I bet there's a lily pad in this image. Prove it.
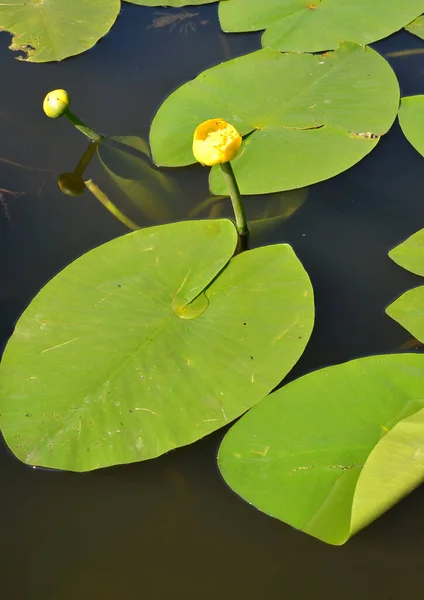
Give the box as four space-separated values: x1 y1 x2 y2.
218 353 424 545
405 15 424 40
398 95 424 158
0 0 120 62
0 219 314 472
218 0 424 53
150 43 399 195
386 229 424 342
98 136 183 223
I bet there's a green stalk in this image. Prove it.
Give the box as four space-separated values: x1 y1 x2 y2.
64 109 104 143
74 141 99 177
85 179 140 231
220 161 249 250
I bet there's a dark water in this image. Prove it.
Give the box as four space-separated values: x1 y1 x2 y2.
1 4 424 599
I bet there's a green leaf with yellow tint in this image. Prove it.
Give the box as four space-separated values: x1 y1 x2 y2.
387 228 424 342
0 220 314 471
150 44 399 195
398 95 424 158
0 0 120 62
405 15 424 40
218 354 424 545
219 0 424 53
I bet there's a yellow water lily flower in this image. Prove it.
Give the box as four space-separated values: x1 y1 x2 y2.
43 89 70 119
193 119 242 166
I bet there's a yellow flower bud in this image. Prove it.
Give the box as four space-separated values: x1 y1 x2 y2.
43 89 70 119
193 119 242 166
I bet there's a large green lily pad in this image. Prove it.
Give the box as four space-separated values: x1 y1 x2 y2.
218 0 424 53
0 219 314 472
398 95 424 158
405 15 424 40
218 353 424 545
150 43 399 195
0 0 120 62
386 229 424 342
98 136 182 223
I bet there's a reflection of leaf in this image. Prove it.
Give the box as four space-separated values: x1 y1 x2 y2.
0 219 314 472
0 0 120 62
405 15 424 40
98 136 182 223
398 95 424 158
126 1 214 6
219 0 424 52
150 44 399 195
248 189 307 245
387 229 424 342
218 354 424 545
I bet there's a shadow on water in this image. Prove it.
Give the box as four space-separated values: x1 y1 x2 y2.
1 4 424 599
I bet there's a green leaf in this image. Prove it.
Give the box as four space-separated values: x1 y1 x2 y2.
0 219 314 472
218 354 424 545
98 136 183 223
150 44 399 195
0 0 120 62
388 228 424 277
387 229 424 342
398 95 424 158
218 0 424 53
405 14 424 40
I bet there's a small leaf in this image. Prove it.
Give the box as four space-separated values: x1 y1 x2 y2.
398 95 424 158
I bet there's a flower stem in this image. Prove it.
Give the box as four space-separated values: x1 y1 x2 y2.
74 141 99 178
220 161 249 250
64 109 104 143
84 179 140 231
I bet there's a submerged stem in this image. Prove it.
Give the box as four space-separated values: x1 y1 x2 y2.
220 161 249 250
85 179 140 231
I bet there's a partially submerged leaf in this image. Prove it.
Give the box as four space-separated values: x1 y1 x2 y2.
218 354 424 545
398 95 424 158
0 0 120 62
98 136 182 223
219 0 424 53
0 219 314 471
150 44 399 195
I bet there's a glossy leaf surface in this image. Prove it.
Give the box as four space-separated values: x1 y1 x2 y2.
0 0 120 62
218 354 424 545
219 0 424 53
150 44 399 195
0 220 314 471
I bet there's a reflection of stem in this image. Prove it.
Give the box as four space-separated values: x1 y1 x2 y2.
220 161 249 249
74 141 99 177
65 109 104 143
85 179 140 231
385 48 424 58
0 156 55 173
218 32 232 60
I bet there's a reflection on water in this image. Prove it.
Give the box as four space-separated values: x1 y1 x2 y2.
1 3 424 599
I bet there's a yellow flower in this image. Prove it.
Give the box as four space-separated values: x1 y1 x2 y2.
193 119 242 166
43 89 70 119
